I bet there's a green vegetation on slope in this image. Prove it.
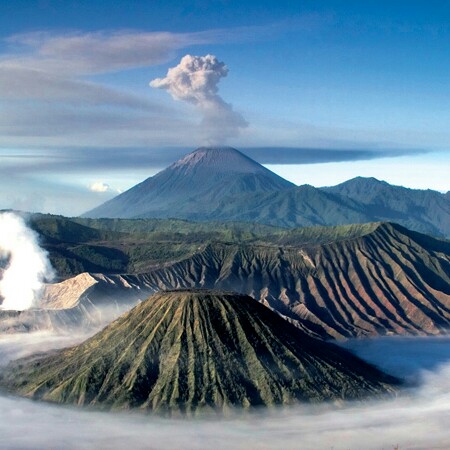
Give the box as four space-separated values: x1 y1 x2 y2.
29 214 387 278
19 215 450 340
0 290 398 414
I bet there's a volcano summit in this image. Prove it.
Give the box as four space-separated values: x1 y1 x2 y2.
85 147 293 219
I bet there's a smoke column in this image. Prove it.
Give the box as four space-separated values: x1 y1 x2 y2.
150 54 248 143
0 212 54 311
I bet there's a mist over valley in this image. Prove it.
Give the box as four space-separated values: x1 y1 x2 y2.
1 333 450 449
1 2 450 447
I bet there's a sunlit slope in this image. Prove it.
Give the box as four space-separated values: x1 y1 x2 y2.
131 223 450 338
6 217 449 339
0 290 398 413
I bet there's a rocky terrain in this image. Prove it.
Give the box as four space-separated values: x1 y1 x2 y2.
0 272 150 334
2 220 448 340
127 222 450 338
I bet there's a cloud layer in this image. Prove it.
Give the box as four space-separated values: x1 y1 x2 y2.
0 147 428 176
0 334 449 449
0 30 227 149
151 54 248 143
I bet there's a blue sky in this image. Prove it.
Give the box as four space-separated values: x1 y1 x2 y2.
0 0 449 215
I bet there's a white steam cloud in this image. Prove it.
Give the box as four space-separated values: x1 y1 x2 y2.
150 54 248 143
0 213 54 311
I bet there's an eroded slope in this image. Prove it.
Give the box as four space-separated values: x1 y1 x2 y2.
0 290 398 414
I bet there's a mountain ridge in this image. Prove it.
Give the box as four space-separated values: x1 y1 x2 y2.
83 147 450 238
3 218 448 340
127 221 450 339
322 177 450 237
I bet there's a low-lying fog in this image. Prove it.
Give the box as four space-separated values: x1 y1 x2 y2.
1 333 449 450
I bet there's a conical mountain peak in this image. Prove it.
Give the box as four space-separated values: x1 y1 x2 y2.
170 146 270 174
0 289 398 414
83 146 294 219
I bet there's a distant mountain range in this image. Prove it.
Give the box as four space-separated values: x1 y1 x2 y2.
0 290 398 413
323 177 450 238
84 147 450 238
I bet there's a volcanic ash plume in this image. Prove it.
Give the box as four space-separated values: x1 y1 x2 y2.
150 54 248 143
0 213 54 311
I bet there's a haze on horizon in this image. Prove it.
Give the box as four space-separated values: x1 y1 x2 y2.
0 0 449 215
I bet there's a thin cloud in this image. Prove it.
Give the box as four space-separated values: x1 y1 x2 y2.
0 28 246 148
0 147 429 176
3 30 202 75
1 30 207 105
3 27 271 75
0 65 160 109
0 103 195 147
242 147 429 164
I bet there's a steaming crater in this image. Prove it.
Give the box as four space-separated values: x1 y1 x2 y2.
0 212 54 311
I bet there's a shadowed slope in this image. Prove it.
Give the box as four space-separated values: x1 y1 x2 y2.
0 290 398 414
82 148 449 238
207 184 373 228
323 177 450 237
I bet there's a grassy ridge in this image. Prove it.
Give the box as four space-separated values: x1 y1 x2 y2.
19 215 450 340
29 214 387 278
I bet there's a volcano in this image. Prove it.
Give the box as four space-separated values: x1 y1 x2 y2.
0 290 398 414
84 147 293 219
83 147 450 238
